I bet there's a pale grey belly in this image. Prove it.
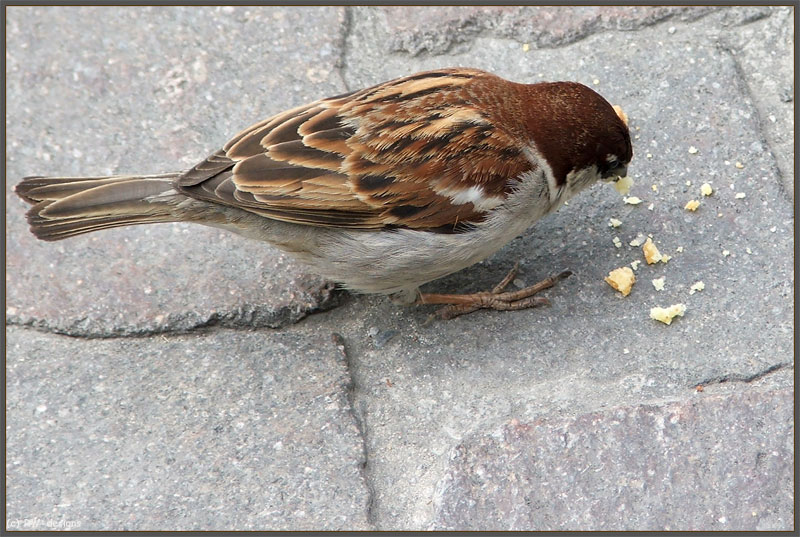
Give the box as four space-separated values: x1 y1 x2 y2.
208 210 530 295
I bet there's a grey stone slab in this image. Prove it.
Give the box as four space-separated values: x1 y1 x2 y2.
6 6 347 336
714 7 794 199
360 6 721 56
6 326 370 530
327 8 794 529
5 5 794 532
431 389 793 531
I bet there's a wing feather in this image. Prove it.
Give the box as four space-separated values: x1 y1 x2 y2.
176 68 533 231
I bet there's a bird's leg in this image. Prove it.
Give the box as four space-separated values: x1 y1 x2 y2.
417 263 572 321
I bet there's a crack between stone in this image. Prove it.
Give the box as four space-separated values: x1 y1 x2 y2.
693 362 792 388
387 6 722 58
335 6 353 92
714 39 791 201
331 332 377 529
5 286 347 339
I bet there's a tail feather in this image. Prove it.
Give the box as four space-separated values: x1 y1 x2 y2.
15 173 182 241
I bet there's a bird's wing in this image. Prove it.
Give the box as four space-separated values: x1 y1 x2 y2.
177 68 533 231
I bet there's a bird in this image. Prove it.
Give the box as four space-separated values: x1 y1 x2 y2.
15 67 632 319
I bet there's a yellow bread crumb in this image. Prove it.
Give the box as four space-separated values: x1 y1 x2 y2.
609 218 622 228
689 281 705 295
735 161 744 169
624 196 643 205
688 146 698 154
735 192 746 199
612 104 628 126
643 237 662 264
605 266 635 296
684 199 700 211
630 234 646 247
650 303 687 325
614 176 634 195
701 183 713 196
652 277 666 291
630 260 641 271
612 236 622 248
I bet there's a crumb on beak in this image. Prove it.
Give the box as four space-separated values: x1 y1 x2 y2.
611 175 634 194
612 104 628 127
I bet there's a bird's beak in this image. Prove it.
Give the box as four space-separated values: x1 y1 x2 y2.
603 165 628 183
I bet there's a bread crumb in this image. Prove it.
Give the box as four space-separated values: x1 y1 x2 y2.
746 247 752 254
623 348 630 354
688 146 698 154
623 196 643 205
643 237 662 264
722 250 730 257
651 184 658 192
650 303 687 325
522 43 530 52
630 234 646 247
608 218 622 228
701 183 713 196
605 266 635 296
612 236 622 248
735 161 744 169
660 254 672 264
630 260 641 271
647 203 654 211
689 281 705 295
652 277 666 291
735 192 746 199
686 180 692 187
614 176 634 195
684 199 700 211
646 153 653 159
612 105 628 126
676 246 684 253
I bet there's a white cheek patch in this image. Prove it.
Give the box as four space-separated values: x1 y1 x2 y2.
523 146 558 204
564 165 600 200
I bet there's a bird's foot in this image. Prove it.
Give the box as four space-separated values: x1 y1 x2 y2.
418 263 572 321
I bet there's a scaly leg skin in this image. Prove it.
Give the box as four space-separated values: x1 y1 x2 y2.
417 263 572 321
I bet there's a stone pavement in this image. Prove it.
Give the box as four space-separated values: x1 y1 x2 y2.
5 6 794 531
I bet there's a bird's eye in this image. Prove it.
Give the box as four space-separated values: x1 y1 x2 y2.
607 158 621 169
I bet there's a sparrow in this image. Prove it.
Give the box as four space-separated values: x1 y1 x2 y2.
16 68 632 319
